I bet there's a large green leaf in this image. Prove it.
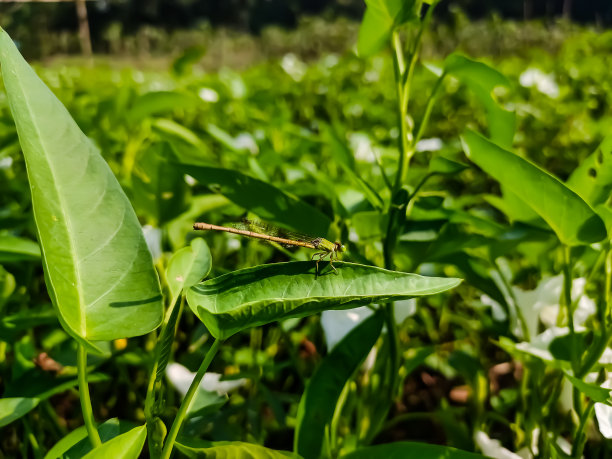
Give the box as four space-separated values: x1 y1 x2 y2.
187 261 460 339
357 0 418 57
182 165 331 237
295 312 384 459
0 28 163 343
341 441 485 458
444 54 515 148
461 130 606 246
0 234 40 262
567 134 612 207
564 372 612 405
83 425 147 459
175 439 296 458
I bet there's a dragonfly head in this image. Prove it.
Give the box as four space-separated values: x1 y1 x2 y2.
334 242 346 253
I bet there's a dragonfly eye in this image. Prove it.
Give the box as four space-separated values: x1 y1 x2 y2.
335 242 346 253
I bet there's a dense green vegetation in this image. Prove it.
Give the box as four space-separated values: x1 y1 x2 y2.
1 3 612 458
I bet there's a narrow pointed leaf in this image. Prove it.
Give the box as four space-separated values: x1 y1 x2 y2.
0 28 163 343
187 261 460 339
295 312 384 459
83 425 147 459
175 439 295 458
461 130 606 246
182 165 331 236
0 234 40 261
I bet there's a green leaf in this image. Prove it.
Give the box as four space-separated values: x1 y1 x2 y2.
83 425 147 459
340 441 486 458
172 45 207 76
321 122 384 209
152 118 211 165
564 372 612 405
461 130 606 246
175 439 296 458
187 261 460 339
567 134 612 207
0 235 40 262
444 54 515 148
167 238 212 301
357 0 418 57
0 28 164 344
126 91 198 123
182 165 331 237
131 142 189 225
0 397 40 428
295 312 384 459
428 156 469 175
44 418 139 459
0 372 109 427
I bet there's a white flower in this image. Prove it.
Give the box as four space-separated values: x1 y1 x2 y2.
166 362 246 397
321 307 373 351
349 133 376 163
519 68 560 98
415 138 443 152
198 87 219 103
281 53 307 82
595 379 612 439
0 156 13 169
234 133 258 154
475 431 524 459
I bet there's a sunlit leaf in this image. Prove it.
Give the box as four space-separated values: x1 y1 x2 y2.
567 134 612 207
82 425 147 459
175 439 295 458
0 28 164 345
357 0 418 57
0 234 40 262
461 130 606 246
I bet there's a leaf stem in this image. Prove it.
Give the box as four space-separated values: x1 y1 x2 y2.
160 338 222 459
562 246 578 375
571 400 594 457
77 343 101 448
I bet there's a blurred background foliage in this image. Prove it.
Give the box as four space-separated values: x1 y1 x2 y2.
1 0 612 58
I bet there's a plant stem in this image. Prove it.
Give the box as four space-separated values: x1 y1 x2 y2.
77 343 101 448
571 400 594 458
160 338 222 459
562 246 578 375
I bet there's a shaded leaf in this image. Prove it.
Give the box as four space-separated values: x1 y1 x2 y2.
445 54 515 148
295 312 384 459
340 441 485 458
183 165 331 237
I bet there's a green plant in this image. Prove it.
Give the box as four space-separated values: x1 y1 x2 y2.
1 3 612 458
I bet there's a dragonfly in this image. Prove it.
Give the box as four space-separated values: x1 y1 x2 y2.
192 219 346 274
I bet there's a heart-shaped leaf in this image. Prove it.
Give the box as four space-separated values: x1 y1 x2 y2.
0 28 163 345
